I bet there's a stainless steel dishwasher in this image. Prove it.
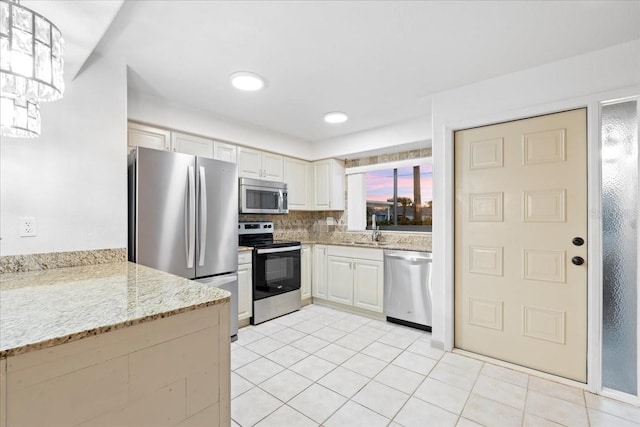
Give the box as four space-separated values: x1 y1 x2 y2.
384 250 433 331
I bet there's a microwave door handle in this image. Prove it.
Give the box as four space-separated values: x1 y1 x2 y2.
198 166 207 267
187 166 196 268
278 190 284 211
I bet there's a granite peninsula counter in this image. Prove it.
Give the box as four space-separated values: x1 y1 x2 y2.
0 261 231 426
0 261 230 358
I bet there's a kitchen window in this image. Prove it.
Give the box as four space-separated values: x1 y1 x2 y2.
346 158 432 232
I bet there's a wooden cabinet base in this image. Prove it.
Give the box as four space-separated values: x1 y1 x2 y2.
2 304 230 427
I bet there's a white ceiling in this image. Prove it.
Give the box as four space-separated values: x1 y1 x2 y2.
21 1 124 79
29 1 640 143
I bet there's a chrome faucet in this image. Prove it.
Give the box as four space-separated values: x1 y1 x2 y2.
371 214 381 241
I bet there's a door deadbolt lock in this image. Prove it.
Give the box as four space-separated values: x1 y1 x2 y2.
572 237 585 246
571 256 585 266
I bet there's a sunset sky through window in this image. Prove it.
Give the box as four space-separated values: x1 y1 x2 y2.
365 164 433 204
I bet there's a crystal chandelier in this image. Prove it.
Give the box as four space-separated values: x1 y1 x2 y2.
0 0 64 138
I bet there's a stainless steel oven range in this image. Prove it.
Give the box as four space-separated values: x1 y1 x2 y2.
238 222 301 324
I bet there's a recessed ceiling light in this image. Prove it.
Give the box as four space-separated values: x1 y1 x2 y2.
230 71 265 91
324 111 348 124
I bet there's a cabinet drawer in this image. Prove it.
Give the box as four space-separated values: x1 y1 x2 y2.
238 251 252 265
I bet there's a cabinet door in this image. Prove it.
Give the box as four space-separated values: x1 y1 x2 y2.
214 141 237 163
127 122 170 153
329 159 345 210
171 132 214 158
237 147 263 179
327 256 354 306
354 260 384 313
238 263 253 321
263 152 284 182
313 159 345 210
284 157 310 209
314 161 331 209
301 245 312 300
312 245 328 299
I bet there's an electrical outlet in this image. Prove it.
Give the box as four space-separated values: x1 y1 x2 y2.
19 217 37 237
326 217 335 225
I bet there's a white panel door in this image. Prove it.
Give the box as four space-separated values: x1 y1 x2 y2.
353 260 384 313
327 256 354 306
171 132 214 158
454 108 587 382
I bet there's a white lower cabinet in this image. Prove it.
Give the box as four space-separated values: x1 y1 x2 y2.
316 245 384 314
301 245 312 300
238 252 253 322
312 245 328 299
327 256 354 305
353 259 384 312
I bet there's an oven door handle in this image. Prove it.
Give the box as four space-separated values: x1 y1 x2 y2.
257 245 302 254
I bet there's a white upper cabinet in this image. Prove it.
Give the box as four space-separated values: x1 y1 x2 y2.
127 122 170 153
238 147 283 181
214 141 237 163
263 152 284 181
284 157 311 210
313 159 345 210
237 147 263 179
171 131 214 158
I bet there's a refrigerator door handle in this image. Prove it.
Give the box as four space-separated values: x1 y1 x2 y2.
198 166 207 267
187 166 196 268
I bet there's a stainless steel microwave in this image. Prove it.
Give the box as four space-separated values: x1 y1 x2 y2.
239 178 288 214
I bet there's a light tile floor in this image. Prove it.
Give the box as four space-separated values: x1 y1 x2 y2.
231 304 640 427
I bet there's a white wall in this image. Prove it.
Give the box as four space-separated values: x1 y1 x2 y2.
127 89 312 160
0 55 128 256
312 115 432 160
431 39 640 350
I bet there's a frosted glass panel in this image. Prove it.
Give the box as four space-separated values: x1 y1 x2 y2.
602 100 638 395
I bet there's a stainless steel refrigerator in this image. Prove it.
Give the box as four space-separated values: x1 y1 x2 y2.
128 147 239 340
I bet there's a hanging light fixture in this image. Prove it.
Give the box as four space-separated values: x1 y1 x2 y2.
0 0 64 138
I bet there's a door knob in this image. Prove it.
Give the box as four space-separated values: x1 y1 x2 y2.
572 237 585 246
571 256 585 266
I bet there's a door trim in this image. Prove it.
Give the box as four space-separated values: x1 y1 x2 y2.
439 84 640 394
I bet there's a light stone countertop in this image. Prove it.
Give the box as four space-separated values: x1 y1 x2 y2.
0 261 230 358
238 246 253 252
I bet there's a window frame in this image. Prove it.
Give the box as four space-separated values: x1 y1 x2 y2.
346 157 433 233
